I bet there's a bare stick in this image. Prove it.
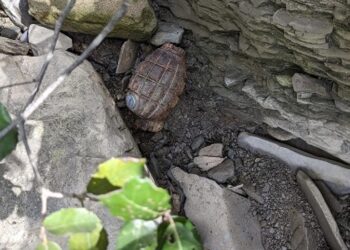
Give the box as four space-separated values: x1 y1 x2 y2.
0 80 35 90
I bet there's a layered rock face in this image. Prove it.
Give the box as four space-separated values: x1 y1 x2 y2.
155 0 350 164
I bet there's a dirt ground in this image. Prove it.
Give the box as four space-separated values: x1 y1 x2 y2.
69 31 350 249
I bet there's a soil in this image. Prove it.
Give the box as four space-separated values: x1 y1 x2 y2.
69 30 350 249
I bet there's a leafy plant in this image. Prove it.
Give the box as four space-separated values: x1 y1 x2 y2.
0 103 18 161
37 158 203 250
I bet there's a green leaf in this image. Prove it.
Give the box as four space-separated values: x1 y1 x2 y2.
87 177 119 195
44 208 100 235
99 178 171 221
158 217 202 250
92 158 145 188
69 225 108 250
0 103 18 161
116 220 158 250
36 241 62 250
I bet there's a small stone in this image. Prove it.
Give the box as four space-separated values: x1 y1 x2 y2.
150 22 184 46
224 69 249 88
227 149 236 160
116 39 139 74
28 24 72 56
194 156 225 171
191 136 205 151
207 159 235 183
290 209 317 250
269 228 275 234
292 73 331 99
275 75 293 87
151 132 163 142
267 127 296 141
199 143 224 157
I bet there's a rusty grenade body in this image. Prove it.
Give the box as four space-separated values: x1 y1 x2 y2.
126 43 186 132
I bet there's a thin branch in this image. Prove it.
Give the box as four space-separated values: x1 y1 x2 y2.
0 80 35 90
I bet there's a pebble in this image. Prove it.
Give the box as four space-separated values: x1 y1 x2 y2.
150 22 184 46
207 159 235 183
191 136 205 151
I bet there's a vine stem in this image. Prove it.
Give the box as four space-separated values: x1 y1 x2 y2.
165 211 183 250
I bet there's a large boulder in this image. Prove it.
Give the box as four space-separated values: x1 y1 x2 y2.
0 51 140 249
28 0 157 41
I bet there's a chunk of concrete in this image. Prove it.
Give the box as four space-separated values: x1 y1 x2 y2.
150 22 184 46
193 156 225 171
237 132 350 195
198 143 224 157
116 39 139 74
28 24 72 55
171 167 264 250
297 171 347 250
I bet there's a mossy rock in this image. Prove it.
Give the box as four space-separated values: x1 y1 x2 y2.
28 0 157 41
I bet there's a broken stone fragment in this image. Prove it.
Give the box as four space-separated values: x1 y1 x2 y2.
237 132 350 195
171 167 264 250
290 209 317 250
193 156 225 171
116 39 139 74
207 159 235 183
198 143 224 157
150 22 184 46
0 36 30 55
292 73 331 99
28 24 72 56
267 127 296 141
297 171 347 250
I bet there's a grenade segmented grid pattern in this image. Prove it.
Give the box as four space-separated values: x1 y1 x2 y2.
128 44 186 121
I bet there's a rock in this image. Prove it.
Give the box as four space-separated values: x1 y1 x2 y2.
28 0 157 41
193 156 225 171
0 10 21 39
150 22 184 46
171 167 264 250
191 135 205 151
0 0 34 28
292 73 331 99
267 127 296 141
238 132 350 195
242 185 264 204
0 36 30 55
224 69 249 88
296 171 347 250
28 24 72 55
198 143 223 157
116 39 138 74
316 181 344 215
275 75 293 88
290 209 317 250
0 50 140 249
207 159 235 183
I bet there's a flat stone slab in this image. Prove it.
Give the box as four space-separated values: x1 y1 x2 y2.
171 167 264 250
28 24 72 55
237 132 350 195
297 171 347 250
198 143 224 157
150 22 184 46
193 156 225 171
116 39 138 74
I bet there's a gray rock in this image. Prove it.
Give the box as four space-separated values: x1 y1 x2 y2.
191 135 205 151
0 0 33 28
292 73 331 99
207 159 235 183
224 69 249 88
0 10 21 39
275 75 293 88
267 127 296 141
290 209 317 250
171 167 264 250
28 24 72 55
150 22 184 46
237 132 350 195
116 39 138 74
0 51 140 249
316 181 344 215
198 143 223 157
0 36 30 55
193 156 225 171
297 171 347 250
